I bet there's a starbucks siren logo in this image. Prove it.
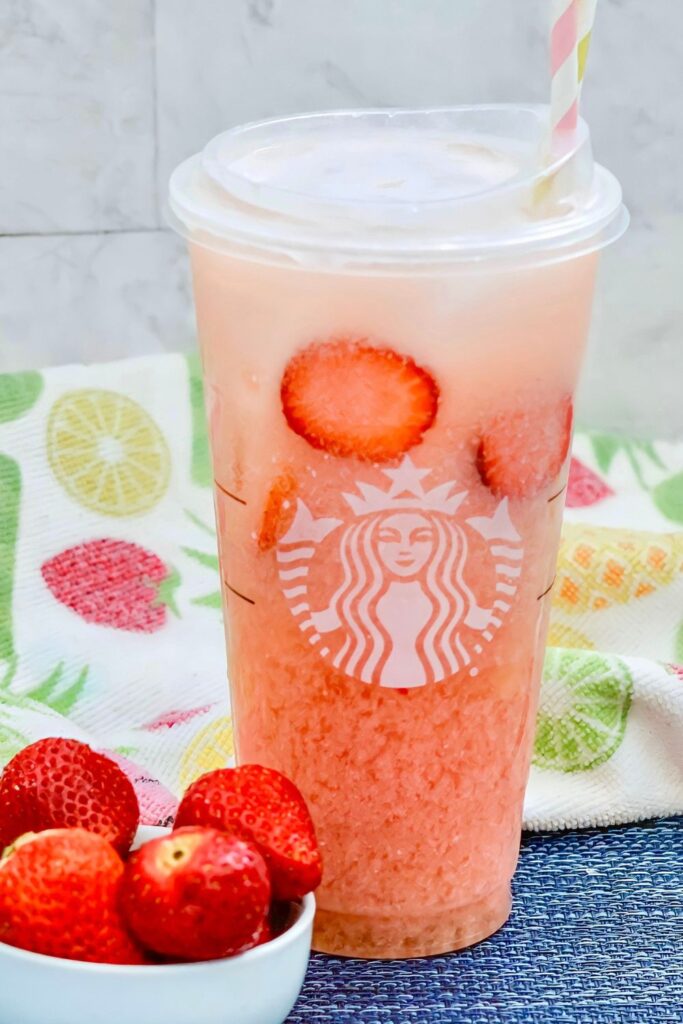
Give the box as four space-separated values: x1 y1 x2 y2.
277 456 524 688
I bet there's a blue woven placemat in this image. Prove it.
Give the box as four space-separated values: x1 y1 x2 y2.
289 817 683 1023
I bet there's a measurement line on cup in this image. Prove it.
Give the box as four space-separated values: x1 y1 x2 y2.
547 485 566 504
224 581 255 605
536 576 556 601
215 480 247 505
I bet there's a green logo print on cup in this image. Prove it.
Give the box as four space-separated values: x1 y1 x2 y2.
533 649 633 773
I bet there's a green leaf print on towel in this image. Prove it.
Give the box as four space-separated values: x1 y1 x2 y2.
182 512 222 612
192 592 222 609
182 546 219 572
182 547 221 611
675 622 683 666
0 693 89 770
187 352 212 488
1 662 89 720
533 649 633 773
590 434 622 476
0 371 43 424
0 455 21 685
652 473 683 525
589 434 666 490
0 720 27 764
25 663 89 717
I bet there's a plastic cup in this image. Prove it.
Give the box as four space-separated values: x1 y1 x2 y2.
170 106 626 959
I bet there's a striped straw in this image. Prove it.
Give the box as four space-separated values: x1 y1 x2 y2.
577 0 598 85
550 0 580 143
550 0 599 154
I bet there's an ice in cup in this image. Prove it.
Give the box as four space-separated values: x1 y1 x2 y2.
170 107 626 958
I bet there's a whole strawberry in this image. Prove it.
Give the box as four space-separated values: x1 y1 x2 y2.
0 738 139 855
121 826 270 961
175 765 322 901
0 828 145 964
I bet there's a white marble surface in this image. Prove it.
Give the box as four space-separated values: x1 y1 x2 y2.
0 0 156 233
0 231 193 369
0 0 681 438
155 0 548 201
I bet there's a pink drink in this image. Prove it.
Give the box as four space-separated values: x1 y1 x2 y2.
171 107 625 958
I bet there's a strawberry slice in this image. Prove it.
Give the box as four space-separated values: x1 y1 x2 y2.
258 472 298 551
477 396 573 499
174 765 322 901
566 456 614 508
280 338 439 462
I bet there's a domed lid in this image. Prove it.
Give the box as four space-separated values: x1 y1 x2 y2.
169 105 626 267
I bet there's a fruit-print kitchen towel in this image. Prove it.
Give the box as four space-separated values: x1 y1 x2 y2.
0 353 681 831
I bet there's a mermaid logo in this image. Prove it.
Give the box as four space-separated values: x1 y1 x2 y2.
277 456 523 688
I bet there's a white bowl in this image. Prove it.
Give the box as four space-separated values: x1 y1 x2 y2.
0 828 315 1024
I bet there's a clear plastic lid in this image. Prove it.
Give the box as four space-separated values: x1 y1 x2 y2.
169 105 627 268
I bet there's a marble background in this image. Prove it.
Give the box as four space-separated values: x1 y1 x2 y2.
1 0 681 437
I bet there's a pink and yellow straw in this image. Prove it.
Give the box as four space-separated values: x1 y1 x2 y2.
550 0 598 153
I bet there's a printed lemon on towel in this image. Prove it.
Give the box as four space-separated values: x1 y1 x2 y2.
554 524 683 613
179 716 235 790
47 389 170 516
